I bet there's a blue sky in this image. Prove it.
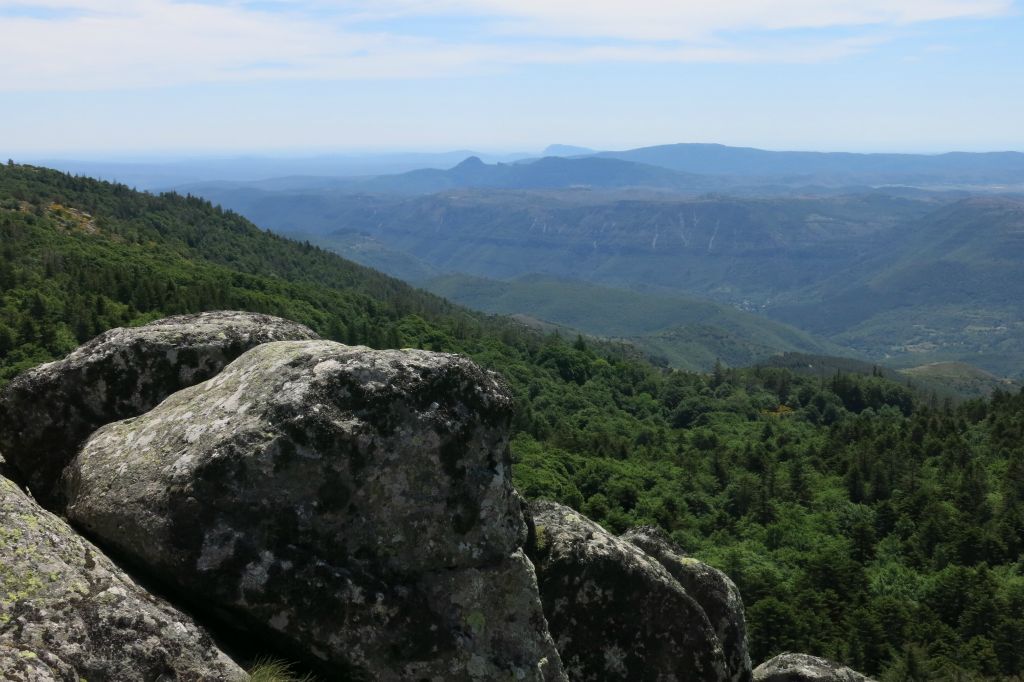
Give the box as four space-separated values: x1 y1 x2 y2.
1 0 1022 156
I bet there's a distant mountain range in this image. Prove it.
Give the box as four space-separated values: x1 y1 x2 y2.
33 142 1024 194
542 144 597 157
338 155 718 194
25 150 535 190
175 146 1024 197
176 155 720 195
592 143 1024 185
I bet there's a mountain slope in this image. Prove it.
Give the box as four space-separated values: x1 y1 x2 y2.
595 143 1024 185
771 197 1024 375
901 361 1020 398
0 166 466 382
187 187 935 297
327 155 716 194
425 273 844 371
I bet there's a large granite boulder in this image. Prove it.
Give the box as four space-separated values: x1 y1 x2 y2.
0 475 246 682
65 340 565 681
753 653 875 682
622 526 751 682
528 500 728 682
0 311 318 508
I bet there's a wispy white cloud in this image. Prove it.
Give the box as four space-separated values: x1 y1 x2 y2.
362 0 1012 40
0 0 1013 91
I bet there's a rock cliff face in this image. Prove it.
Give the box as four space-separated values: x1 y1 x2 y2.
753 653 876 682
0 475 245 682
65 339 564 681
528 500 728 682
622 526 751 682
0 311 317 508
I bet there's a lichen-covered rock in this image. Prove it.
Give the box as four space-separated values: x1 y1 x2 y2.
0 643 66 682
622 526 751 682
528 501 728 682
753 653 875 682
0 476 246 682
0 311 318 508
65 340 565 681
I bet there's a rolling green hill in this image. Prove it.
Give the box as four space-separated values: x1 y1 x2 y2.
772 197 1024 377
901 362 1021 399
425 273 845 371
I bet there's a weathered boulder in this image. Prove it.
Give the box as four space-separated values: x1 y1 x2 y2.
0 475 246 682
753 653 875 682
622 526 751 682
0 311 318 508
528 500 728 681
65 340 565 681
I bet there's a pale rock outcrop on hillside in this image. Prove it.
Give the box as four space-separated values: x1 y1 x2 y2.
753 653 876 682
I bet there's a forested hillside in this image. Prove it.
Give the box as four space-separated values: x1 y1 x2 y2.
425 273 842 371
2 163 1023 680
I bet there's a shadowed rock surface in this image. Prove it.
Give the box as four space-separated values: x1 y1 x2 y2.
528 500 728 682
0 454 17 488
622 525 751 682
753 653 875 682
0 476 246 682
0 311 318 508
65 340 565 681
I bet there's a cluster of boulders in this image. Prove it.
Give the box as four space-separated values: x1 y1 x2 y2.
0 312 875 681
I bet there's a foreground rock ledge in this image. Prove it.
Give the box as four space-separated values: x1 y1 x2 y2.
529 500 728 682
753 653 875 682
0 476 245 682
0 311 318 508
65 340 565 681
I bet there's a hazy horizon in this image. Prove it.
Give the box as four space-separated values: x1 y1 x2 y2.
15 141 1024 166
